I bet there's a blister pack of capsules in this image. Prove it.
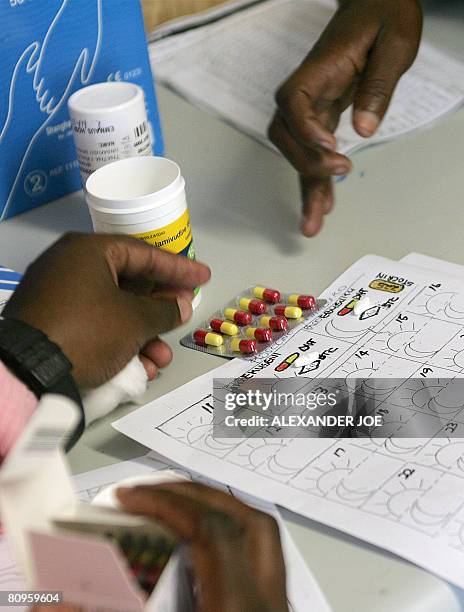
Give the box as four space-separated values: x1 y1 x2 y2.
181 286 326 359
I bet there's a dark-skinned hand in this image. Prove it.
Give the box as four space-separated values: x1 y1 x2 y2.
268 0 422 236
3 233 211 388
117 482 289 612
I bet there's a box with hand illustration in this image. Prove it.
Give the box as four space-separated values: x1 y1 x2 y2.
0 0 164 221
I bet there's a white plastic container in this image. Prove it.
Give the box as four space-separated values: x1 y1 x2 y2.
85 156 201 308
68 82 152 183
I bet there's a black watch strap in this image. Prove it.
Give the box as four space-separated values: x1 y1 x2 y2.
0 317 84 450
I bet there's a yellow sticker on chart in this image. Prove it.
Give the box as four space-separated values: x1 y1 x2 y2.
369 279 404 293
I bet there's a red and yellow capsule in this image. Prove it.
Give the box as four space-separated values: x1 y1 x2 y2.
274 305 302 319
253 286 281 303
193 329 223 347
288 294 316 309
210 319 239 336
275 352 299 372
260 315 288 331
229 338 257 354
239 297 267 315
224 308 252 326
245 327 273 342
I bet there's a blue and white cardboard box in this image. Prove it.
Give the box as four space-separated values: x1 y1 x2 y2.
0 0 164 221
0 266 21 311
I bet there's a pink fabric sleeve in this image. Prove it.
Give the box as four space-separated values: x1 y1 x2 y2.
0 361 38 460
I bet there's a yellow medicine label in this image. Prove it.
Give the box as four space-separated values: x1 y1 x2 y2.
132 209 199 298
132 209 193 256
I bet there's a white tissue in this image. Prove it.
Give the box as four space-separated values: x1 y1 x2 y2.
81 355 148 425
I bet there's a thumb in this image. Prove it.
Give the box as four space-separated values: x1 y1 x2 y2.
132 293 193 339
353 32 420 137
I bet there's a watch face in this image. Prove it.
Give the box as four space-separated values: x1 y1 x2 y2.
0 317 73 391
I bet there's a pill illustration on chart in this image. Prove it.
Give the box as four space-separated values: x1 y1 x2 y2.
194 330 223 347
337 299 358 316
239 297 267 315
210 319 239 336
245 327 273 342
224 308 252 325
260 315 288 331
252 286 281 303
359 305 381 320
274 305 302 319
288 294 316 309
229 338 257 354
275 352 299 372
353 296 371 316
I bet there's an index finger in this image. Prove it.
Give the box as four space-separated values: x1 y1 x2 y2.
99 234 211 288
275 74 336 150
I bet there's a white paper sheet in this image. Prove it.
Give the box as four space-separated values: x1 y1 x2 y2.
114 255 464 589
402 253 464 279
73 454 331 612
150 0 464 153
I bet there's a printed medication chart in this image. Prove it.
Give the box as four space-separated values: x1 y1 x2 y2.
114 255 464 589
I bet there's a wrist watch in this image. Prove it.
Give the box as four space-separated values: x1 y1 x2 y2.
0 317 84 450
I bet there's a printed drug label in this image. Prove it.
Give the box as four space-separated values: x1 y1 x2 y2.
69 82 152 183
85 157 201 305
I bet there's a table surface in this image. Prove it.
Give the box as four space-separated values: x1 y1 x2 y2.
1 3 464 611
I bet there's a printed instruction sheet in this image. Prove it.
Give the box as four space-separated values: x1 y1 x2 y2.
114 255 464 589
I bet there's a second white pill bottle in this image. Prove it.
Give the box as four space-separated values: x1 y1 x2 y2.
68 82 152 183
85 156 201 308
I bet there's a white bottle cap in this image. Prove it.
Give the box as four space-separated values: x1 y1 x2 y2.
68 82 144 116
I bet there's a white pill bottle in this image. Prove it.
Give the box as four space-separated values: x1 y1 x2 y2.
68 82 152 183
85 156 201 308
